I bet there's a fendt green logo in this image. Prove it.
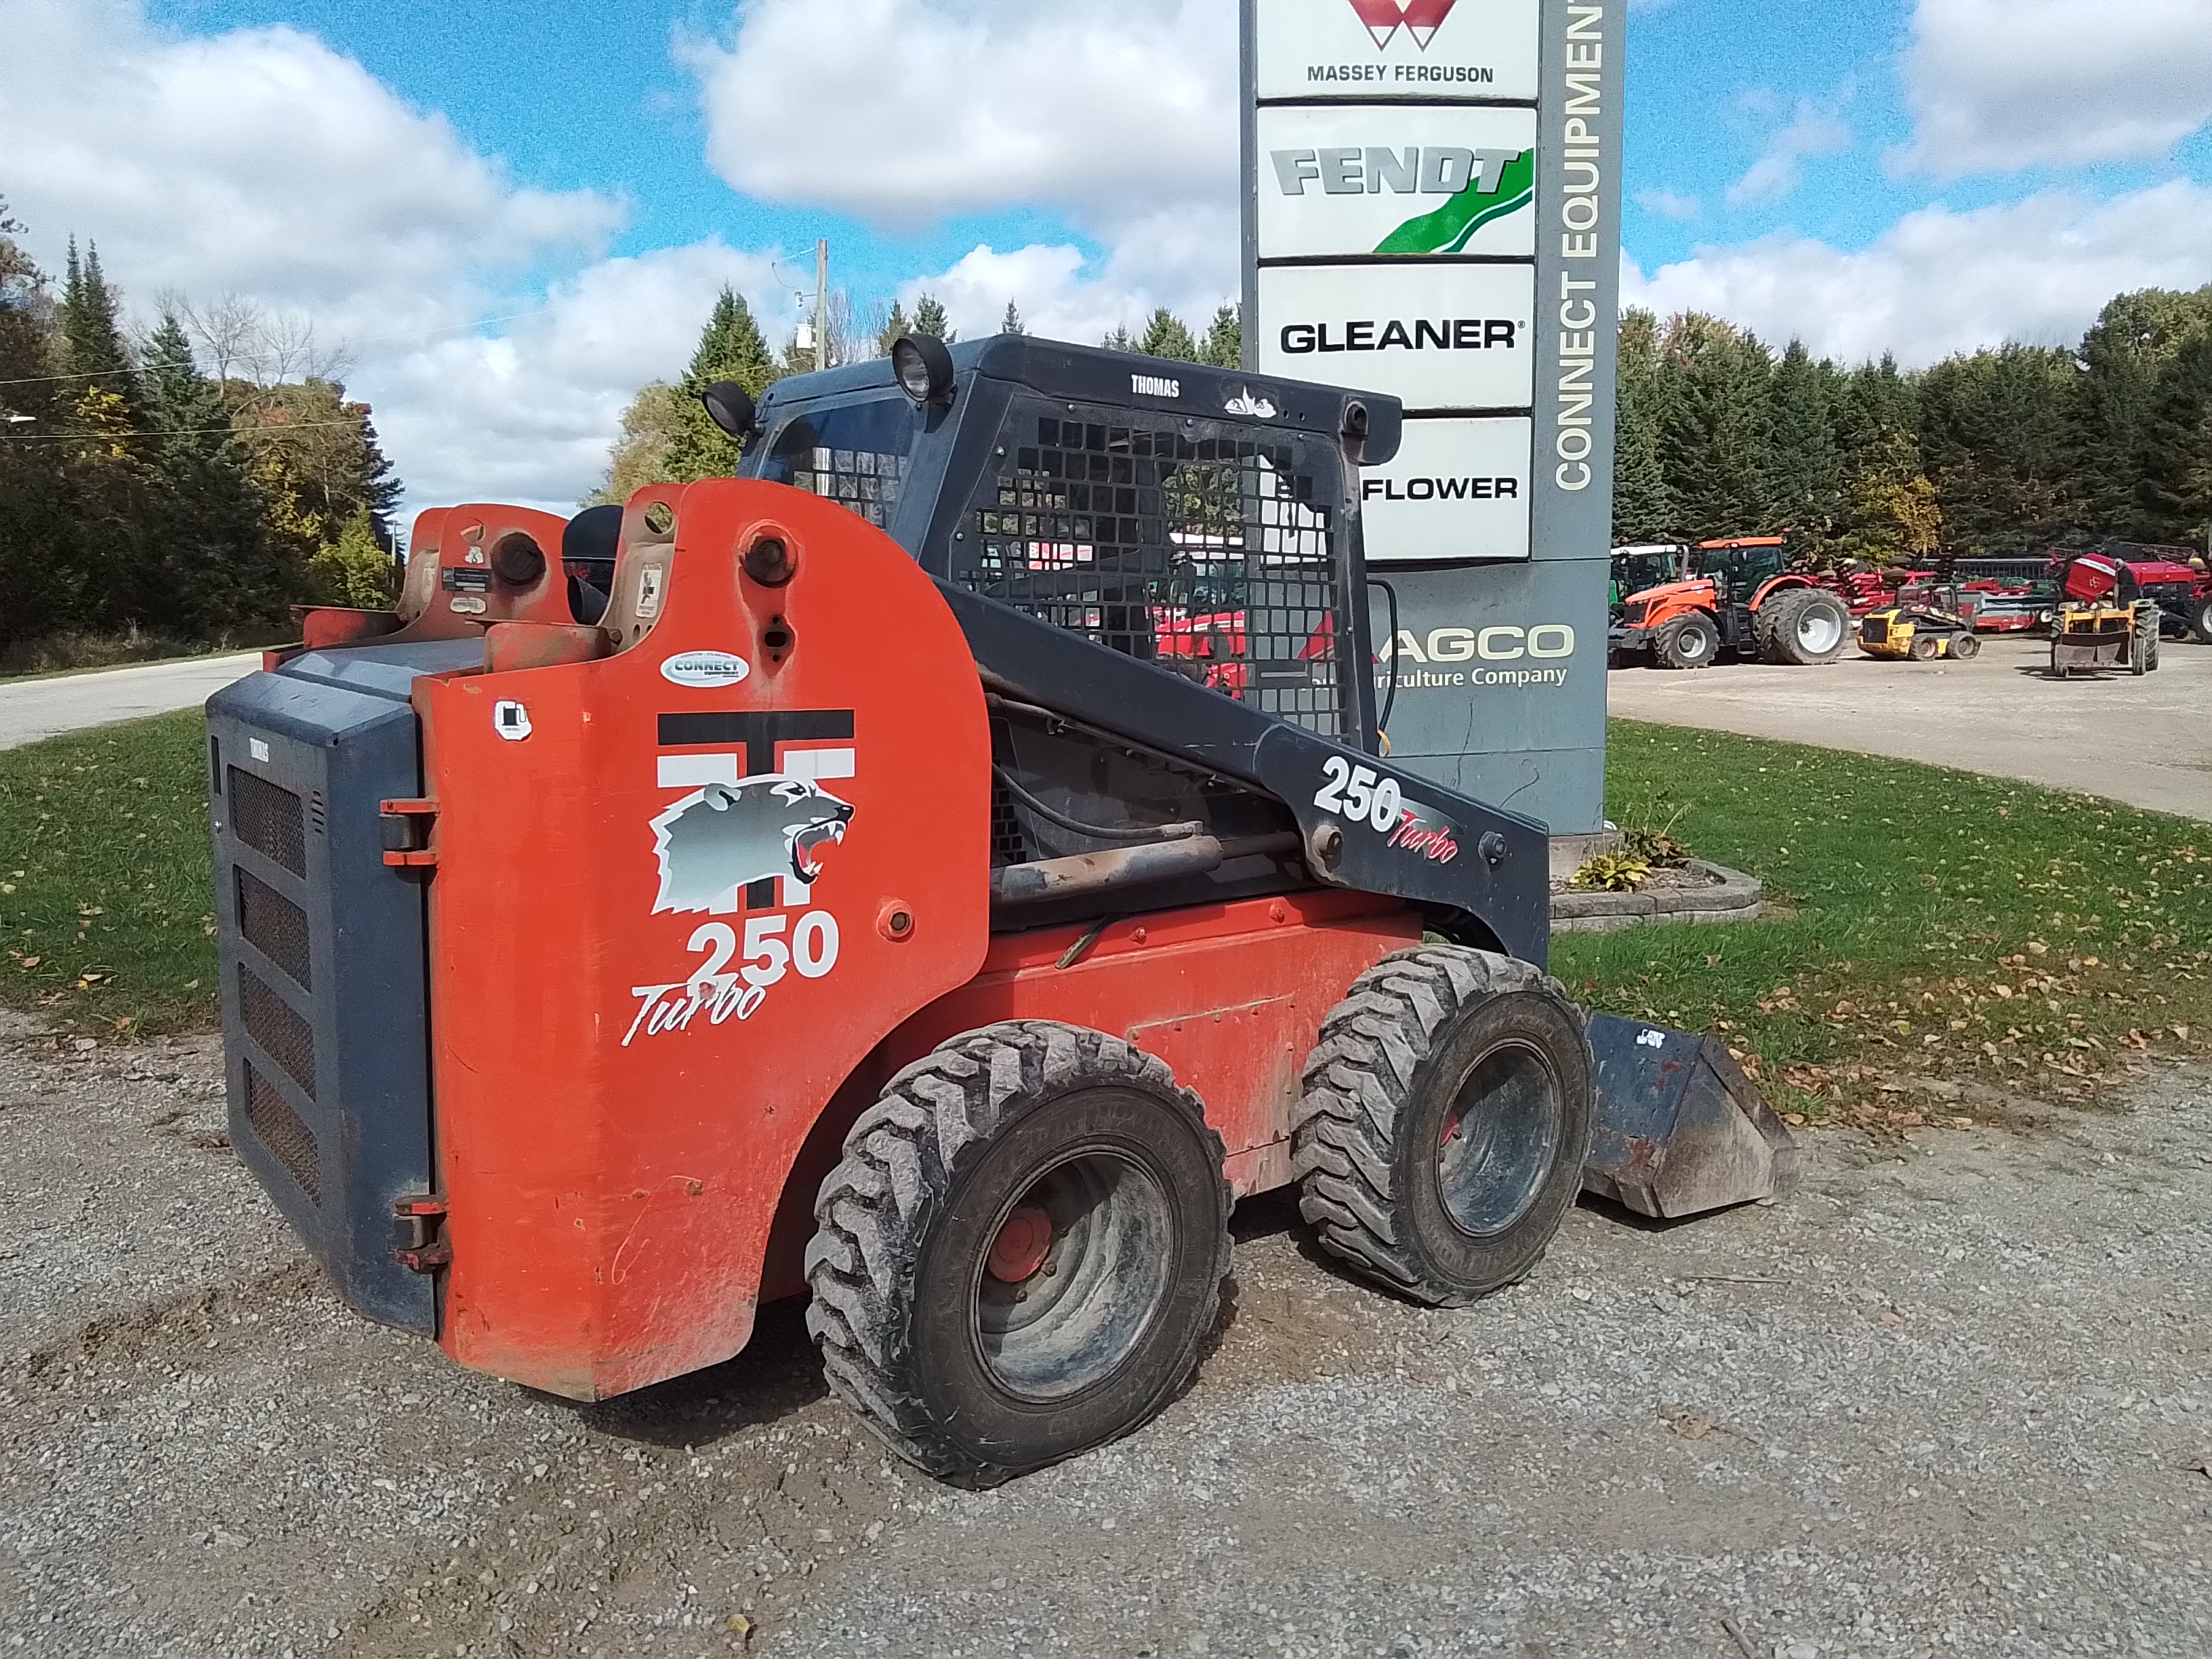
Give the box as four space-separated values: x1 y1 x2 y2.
1269 146 1536 255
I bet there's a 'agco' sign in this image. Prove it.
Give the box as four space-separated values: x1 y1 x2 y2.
1383 624 1575 663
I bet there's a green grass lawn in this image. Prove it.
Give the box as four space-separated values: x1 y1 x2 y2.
1 710 2206 1120
1560 721 2211 1125
0 710 218 1035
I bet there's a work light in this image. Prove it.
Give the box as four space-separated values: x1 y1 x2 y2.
892 333 956 407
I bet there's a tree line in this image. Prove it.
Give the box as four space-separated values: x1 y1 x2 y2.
1616 287 2212 562
0 197 401 655
596 291 1242 499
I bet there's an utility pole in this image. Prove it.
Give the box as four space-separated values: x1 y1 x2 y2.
814 239 830 374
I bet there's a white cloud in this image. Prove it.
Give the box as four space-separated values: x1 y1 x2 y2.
1623 180 2212 366
907 203 1240 346
1635 188 1702 223
1898 0 2212 178
0 0 796 513
1727 98 1852 207
0 0 619 329
368 243 800 510
683 0 1235 234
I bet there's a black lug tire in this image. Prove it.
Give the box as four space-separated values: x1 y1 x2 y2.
1772 589 1851 665
2131 632 2150 676
804 1021 1230 1486
1655 613 1719 670
1752 598 1787 663
1910 634 1941 661
1949 632 1980 660
2190 599 2212 645
1291 947 1595 1308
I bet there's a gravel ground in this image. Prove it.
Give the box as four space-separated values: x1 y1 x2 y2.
3 1027 2207 1659
1606 633 2212 822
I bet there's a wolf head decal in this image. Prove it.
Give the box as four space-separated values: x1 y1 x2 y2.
651 775 855 914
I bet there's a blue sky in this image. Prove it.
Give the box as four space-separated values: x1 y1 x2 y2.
5 0 2211 508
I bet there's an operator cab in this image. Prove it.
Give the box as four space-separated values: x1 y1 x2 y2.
733 333 1401 752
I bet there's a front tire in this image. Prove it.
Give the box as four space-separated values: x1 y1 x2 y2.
806 1022 1231 1485
2190 598 2212 645
1292 947 1594 1307
1655 612 1719 670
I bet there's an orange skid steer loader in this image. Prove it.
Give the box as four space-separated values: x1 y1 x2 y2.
209 337 1790 1483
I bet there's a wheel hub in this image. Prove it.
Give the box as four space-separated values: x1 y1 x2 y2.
986 1205 1054 1284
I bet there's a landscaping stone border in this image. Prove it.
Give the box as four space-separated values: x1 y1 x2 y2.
1551 859 1763 935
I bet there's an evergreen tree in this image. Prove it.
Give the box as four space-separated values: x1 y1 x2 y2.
138 312 287 632
0 204 83 639
2135 330 2212 549
1198 304 1242 369
1101 323 1136 351
1138 308 1199 363
1654 314 1774 541
58 240 138 427
2070 286 2212 538
662 287 779 483
0 197 58 423
1917 345 2077 554
877 300 912 356
1001 299 1024 336
1765 340 1842 552
1610 309 1675 543
912 293 954 343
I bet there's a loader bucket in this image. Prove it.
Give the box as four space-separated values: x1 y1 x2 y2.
1580 1012 1799 1218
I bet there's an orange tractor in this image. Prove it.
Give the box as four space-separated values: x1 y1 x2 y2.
1610 535 1852 670
208 339 1792 1484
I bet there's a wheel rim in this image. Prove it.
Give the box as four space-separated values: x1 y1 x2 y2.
1677 626 1711 662
1434 1040 1563 1239
970 1147 1174 1401
1795 607 1844 655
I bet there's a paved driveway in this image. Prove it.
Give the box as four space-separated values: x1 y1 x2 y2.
0 652 261 752
1608 632 2212 820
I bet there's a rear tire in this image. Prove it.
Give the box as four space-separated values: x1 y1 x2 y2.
1292 947 1593 1307
2190 598 2212 644
2131 630 2150 676
1655 612 1719 670
1910 634 1941 661
1948 631 1980 660
806 1021 1231 1485
1769 589 1851 665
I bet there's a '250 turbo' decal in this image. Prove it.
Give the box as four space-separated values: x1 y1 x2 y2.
1314 757 1462 864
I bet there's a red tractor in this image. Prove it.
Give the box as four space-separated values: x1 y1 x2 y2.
1609 536 1852 670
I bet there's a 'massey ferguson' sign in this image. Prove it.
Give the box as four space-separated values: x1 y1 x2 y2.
1255 106 1538 260
1358 417 1532 563
1255 0 1539 102
1256 262 1534 409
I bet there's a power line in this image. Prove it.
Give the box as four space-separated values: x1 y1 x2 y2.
0 417 373 442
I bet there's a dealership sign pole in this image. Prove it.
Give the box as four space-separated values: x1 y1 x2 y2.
1242 0 1624 839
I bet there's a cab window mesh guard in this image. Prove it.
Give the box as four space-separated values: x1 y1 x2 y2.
954 407 1349 740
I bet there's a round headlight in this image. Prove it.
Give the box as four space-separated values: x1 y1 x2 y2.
891 333 956 407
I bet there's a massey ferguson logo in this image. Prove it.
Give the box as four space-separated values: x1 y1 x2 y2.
1348 0 1459 52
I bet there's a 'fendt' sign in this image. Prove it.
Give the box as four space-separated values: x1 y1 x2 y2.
1256 108 1536 259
